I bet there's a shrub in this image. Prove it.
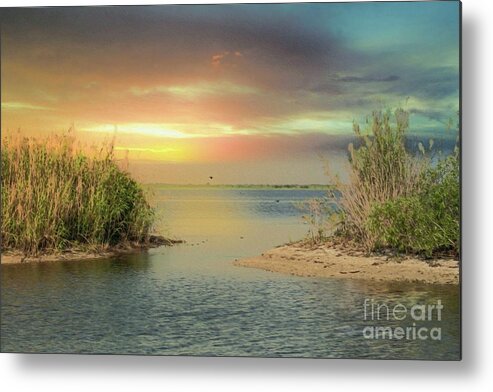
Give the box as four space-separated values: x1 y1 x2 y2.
1 133 155 255
367 150 459 257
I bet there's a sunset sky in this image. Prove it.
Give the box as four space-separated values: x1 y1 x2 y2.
0 2 460 184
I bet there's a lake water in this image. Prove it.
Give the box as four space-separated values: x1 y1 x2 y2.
0 187 460 359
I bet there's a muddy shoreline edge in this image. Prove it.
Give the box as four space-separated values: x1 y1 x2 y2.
1 235 183 265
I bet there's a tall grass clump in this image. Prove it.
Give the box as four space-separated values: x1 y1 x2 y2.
1 133 155 256
335 109 425 250
332 108 459 258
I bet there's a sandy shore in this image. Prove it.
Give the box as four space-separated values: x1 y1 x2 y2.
235 242 459 285
1 236 182 265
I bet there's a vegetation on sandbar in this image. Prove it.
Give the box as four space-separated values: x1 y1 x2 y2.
305 108 459 259
1 134 156 256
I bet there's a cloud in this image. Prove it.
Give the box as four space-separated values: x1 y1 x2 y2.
129 82 258 99
332 74 400 83
0 3 459 145
210 51 243 68
1 102 54 111
389 66 459 101
0 5 353 92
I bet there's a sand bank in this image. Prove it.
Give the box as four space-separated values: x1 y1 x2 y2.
235 242 459 285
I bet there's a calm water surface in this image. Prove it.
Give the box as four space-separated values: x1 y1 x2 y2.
1 187 460 359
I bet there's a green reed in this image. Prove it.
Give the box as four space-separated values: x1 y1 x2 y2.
1 133 155 255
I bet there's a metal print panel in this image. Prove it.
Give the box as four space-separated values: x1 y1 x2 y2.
0 1 461 360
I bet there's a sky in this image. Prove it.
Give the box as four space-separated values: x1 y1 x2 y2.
0 2 460 184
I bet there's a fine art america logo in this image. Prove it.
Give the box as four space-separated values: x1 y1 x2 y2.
362 298 443 341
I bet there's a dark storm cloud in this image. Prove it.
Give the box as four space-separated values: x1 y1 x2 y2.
0 4 356 93
409 108 450 123
386 66 459 101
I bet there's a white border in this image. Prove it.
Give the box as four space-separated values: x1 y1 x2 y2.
1 0 492 390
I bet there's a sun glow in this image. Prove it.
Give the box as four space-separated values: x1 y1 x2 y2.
129 81 258 99
114 145 191 162
80 123 192 139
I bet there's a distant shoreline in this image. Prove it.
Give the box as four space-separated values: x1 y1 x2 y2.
1 236 182 265
144 183 332 190
235 242 459 285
